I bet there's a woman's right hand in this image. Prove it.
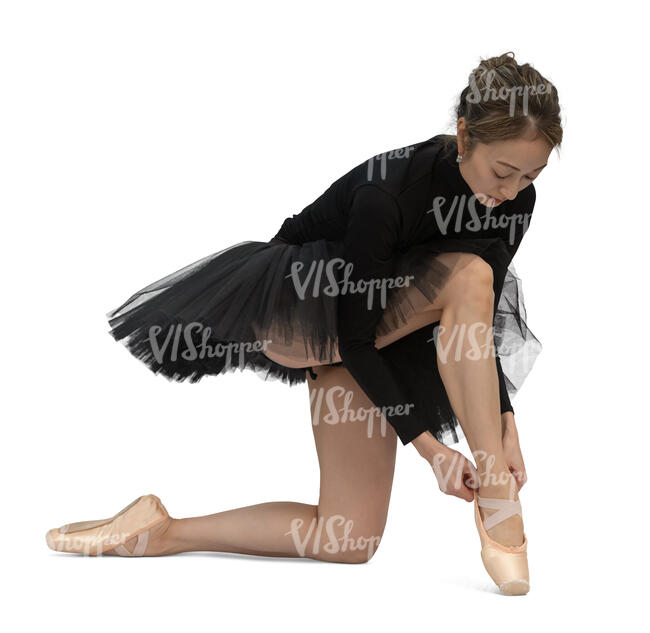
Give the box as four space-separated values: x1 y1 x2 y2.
412 431 479 502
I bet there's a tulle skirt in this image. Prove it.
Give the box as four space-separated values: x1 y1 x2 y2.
106 236 541 445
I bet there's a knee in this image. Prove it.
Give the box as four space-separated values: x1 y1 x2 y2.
447 255 494 311
332 547 380 564
310 514 384 564
318 536 383 564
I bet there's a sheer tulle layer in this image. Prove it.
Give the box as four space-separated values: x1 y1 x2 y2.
385 235 542 399
371 237 542 444
106 237 541 443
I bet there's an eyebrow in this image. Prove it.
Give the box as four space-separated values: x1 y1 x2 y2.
496 160 547 172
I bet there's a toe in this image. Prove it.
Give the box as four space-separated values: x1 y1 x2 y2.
45 528 59 551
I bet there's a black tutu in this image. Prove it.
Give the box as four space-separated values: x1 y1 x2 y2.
106 236 541 445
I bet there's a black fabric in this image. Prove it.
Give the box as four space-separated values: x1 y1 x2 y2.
273 135 537 443
106 134 541 446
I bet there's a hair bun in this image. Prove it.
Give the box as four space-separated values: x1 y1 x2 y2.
477 51 518 72
452 51 563 153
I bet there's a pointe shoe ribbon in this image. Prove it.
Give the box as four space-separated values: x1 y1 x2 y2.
477 496 523 531
473 490 529 595
45 494 168 556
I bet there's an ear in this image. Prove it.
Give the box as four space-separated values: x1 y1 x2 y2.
456 117 470 155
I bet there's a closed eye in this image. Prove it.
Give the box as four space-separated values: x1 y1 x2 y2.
494 170 534 181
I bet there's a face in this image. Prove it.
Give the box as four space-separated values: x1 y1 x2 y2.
456 119 552 207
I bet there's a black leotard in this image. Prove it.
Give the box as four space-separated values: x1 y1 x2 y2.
272 134 535 444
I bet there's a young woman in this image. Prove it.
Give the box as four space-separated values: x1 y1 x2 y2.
46 52 562 596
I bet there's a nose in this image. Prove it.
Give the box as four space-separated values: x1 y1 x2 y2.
499 186 518 201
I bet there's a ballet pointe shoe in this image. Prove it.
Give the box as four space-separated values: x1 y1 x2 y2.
45 494 169 556
473 489 529 595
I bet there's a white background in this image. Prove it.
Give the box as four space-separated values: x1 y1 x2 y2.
2 0 648 630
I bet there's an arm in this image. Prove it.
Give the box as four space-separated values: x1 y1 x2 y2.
337 185 427 445
494 183 536 418
496 353 514 414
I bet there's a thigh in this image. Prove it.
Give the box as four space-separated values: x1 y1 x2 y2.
307 364 397 562
372 251 485 347
261 251 486 368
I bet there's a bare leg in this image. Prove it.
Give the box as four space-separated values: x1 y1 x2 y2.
111 364 397 560
259 257 473 368
108 251 520 556
259 250 485 368
432 255 524 547
259 251 523 547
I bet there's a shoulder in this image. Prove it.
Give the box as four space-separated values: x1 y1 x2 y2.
344 136 440 197
350 181 399 203
348 183 402 223
343 183 403 250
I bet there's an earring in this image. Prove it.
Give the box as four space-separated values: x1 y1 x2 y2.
456 153 463 163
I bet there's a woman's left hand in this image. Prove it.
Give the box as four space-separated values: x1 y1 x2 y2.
501 412 527 491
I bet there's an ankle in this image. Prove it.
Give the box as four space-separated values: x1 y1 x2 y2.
154 517 181 555
476 471 525 547
478 467 518 499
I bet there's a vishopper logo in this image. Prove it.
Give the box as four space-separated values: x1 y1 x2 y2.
148 323 272 366
426 193 531 246
310 384 415 438
50 531 133 556
285 257 414 310
285 515 382 558
366 145 416 181
430 450 519 493
426 321 541 371
466 65 554 117
429 322 498 364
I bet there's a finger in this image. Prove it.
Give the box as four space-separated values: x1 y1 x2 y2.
510 468 524 491
519 471 528 488
459 474 476 502
456 486 474 502
463 462 480 489
442 479 473 502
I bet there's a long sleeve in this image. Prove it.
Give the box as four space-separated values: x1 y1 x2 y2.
337 184 428 444
493 183 536 417
496 354 514 414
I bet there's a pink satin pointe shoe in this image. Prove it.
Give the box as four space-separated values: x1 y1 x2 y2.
46 494 169 556
473 490 529 595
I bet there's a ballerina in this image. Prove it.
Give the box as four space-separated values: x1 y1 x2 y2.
46 51 562 596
